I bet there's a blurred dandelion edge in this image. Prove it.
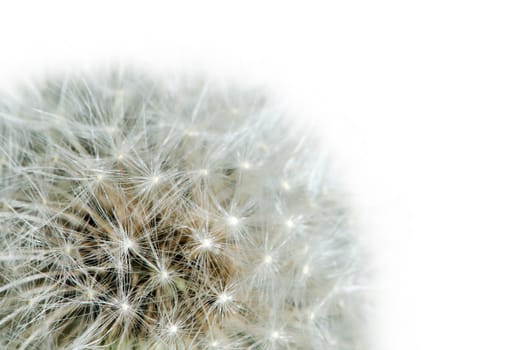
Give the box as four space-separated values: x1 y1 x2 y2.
0 68 369 349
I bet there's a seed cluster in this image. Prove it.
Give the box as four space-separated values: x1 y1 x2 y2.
0 70 367 349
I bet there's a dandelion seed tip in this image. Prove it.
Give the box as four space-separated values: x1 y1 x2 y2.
270 331 280 340
257 142 269 151
263 255 273 264
86 289 96 300
302 264 310 275
120 301 131 313
240 161 251 170
159 269 169 281
168 324 179 335
281 180 291 191
63 243 72 255
285 219 294 228
226 216 239 226
151 175 160 184
216 292 233 304
200 238 213 249
123 237 135 251
186 129 199 137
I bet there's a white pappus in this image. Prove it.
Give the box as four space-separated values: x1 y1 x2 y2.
0 68 368 349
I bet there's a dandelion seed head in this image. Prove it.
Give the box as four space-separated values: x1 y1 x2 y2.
0 69 367 349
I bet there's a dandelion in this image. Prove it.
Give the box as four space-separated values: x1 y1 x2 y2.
0 69 368 349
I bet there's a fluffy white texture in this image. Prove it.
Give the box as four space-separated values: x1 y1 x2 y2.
0 69 367 349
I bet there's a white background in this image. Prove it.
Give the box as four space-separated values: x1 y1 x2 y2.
1 1 528 349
